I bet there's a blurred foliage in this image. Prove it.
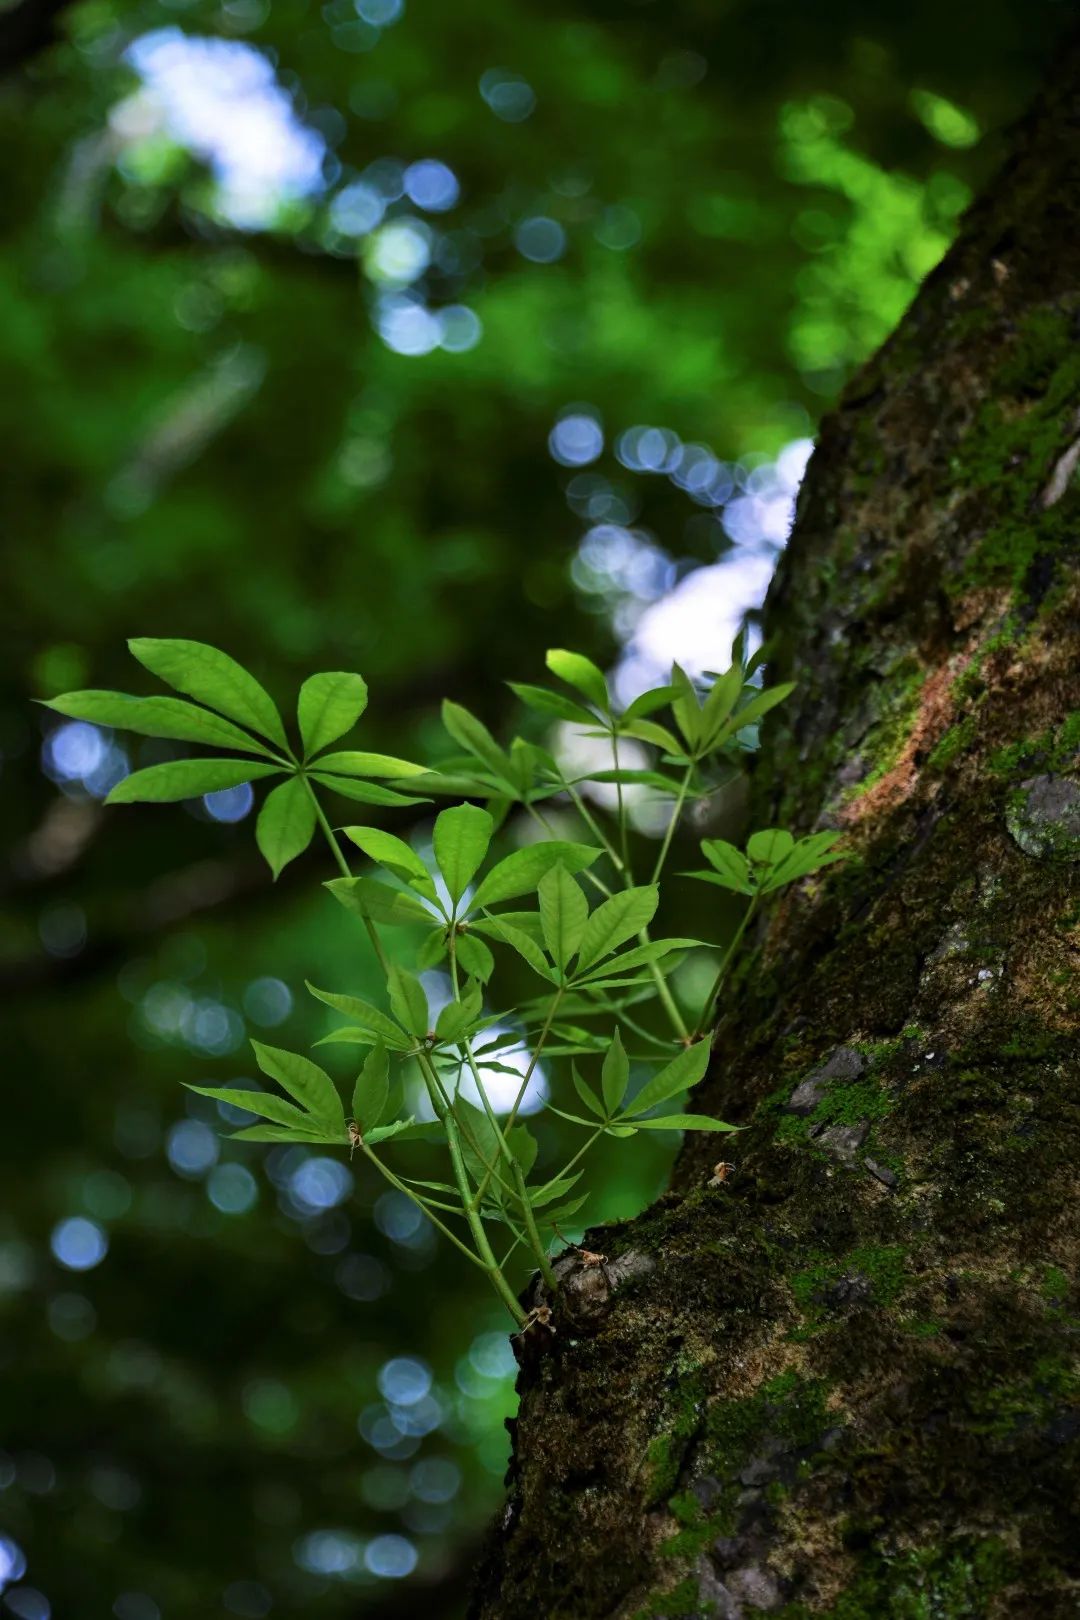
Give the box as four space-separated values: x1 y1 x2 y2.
0 0 1067 1614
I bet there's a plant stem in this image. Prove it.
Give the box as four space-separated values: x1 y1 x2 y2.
303 778 391 976
360 1145 490 1273
610 731 632 878
443 1110 527 1324
512 1162 558 1289
693 895 758 1039
649 763 695 886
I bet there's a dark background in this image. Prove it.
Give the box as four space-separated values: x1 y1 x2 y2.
0 2 1067 1615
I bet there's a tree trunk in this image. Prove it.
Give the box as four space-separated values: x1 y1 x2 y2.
472 40 1080 1620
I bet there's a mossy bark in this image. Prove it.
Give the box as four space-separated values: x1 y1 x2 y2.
471 41 1080 1620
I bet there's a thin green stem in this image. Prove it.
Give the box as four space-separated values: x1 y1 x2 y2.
693 895 758 1039
512 1163 558 1290
304 778 391 976
610 731 632 878
360 1145 489 1271
542 1124 604 1193
443 1110 526 1324
649 762 695 887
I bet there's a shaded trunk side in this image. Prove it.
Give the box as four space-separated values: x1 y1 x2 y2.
472 38 1080 1620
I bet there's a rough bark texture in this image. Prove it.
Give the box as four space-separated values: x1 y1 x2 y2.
472 41 1080 1620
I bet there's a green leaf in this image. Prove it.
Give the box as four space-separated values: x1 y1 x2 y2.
760 831 846 892
129 637 287 749
535 1192 589 1226
507 1125 538 1178
343 827 437 897
507 682 598 726
42 691 278 757
184 1083 312 1129
255 776 316 878
325 876 436 927
387 965 428 1040
670 664 703 750
416 929 449 969
623 1039 711 1118
441 701 512 783
601 1028 629 1115
472 917 555 981
526 1170 583 1209
746 828 795 866
308 773 428 807
576 886 659 971
298 672 368 758
572 1064 606 1119
366 1117 421 1146
433 804 493 904
632 1113 737 1131
698 839 756 895
721 683 795 743
435 998 476 1045
469 840 601 910
699 661 744 746
621 685 680 722
545 648 609 712
106 759 280 804
250 1040 344 1126
313 750 425 779
230 1124 341 1144
538 864 588 971
306 982 411 1049
352 1041 389 1131
622 717 685 754
575 937 702 982
454 1097 503 1189
455 930 494 982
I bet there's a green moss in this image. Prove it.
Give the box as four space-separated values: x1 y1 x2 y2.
927 714 977 772
642 1371 706 1505
967 1351 1080 1438
634 1575 708 1619
1042 1264 1069 1302
774 1535 1016 1619
988 709 1080 779
791 1244 908 1325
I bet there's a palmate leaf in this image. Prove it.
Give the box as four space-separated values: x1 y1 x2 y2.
433 804 493 904
695 839 756 895
441 701 514 785
231 1124 346 1144
306 982 412 1049
314 751 425 779
184 1083 313 1130
256 776 316 878
107 759 281 803
471 916 555 981
251 1040 344 1128
507 681 597 727
324 876 436 927
342 827 439 900
572 1064 605 1119
746 828 795 866
621 684 679 722
455 930 494 982
42 691 279 758
601 1028 629 1115
129 638 288 750
574 937 703 984
632 1113 738 1132
297 672 368 757
387 965 428 1040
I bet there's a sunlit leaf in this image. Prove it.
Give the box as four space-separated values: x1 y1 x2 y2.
312 750 425 779
433 803 493 904
455 929 494 982
324 876 436 926
538 864 588 971
184 1084 311 1129
387 964 428 1040
306 982 411 1049
576 886 658 971
746 828 795 866
129 638 288 749
441 701 513 783
545 648 609 712
297 672 368 758
622 1038 711 1118
42 691 278 757
632 1113 738 1132
507 682 597 726
308 773 428 807
469 840 601 910
572 1064 605 1118
343 826 438 899
106 759 280 804
255 775 316 878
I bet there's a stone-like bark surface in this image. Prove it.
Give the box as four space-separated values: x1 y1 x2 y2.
472 38 1080 1620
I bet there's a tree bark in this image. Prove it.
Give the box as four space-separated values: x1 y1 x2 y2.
472 39 1080 1620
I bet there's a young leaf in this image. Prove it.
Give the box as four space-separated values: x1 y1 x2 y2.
455 930 494 982
507 682 597 727
621 717 685 755
351 1041 389 1131
308 773 428 808
746 828 795 867
325 876 436 927
313 750 424 779
433 804 493 905
538 865 589 971
632 1113 737 1132
298 672 368 758
441 701 512 783
601 1028 629 1115
256 776 316 878
129 638 287 749
545 648 609 713
622 1039 711 1118
306 982 411 1049
720 683 795 743
184 1083 312 1129
42 691 278 757
621 685 679 722
106 759 280 804
698 839 756 895
760 831 846 893
435 998 477 1045
387 965 428 1040
251 1040 344 1126
343 827 437 896
576 886 659 971
469 840 601 910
